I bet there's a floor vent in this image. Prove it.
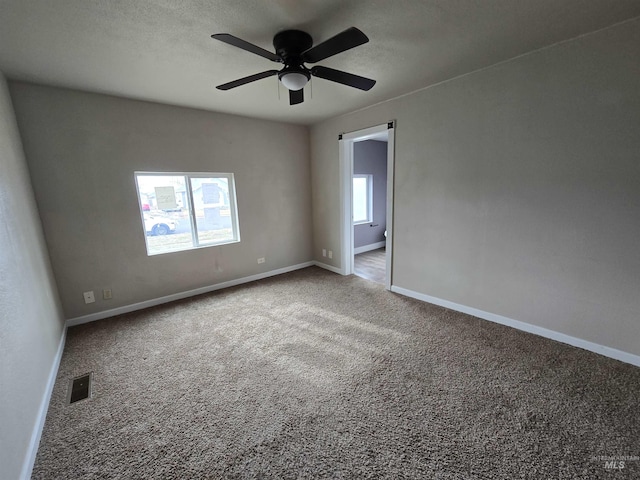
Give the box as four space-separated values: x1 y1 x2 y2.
67 373 93 404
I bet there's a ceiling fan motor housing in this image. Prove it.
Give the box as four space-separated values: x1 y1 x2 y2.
273 30 313 65
274 30 313 90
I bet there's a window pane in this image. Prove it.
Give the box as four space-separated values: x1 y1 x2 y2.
353 176 370 223
136 175 194 255
136 172 240 255
190 176 236 245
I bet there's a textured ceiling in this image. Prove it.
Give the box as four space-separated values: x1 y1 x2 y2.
1 0 639 125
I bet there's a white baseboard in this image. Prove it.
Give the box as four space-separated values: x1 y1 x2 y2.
21 325 67 480
354 241 386 255
391 285 640 368
313 261 343 275
67 262 315 327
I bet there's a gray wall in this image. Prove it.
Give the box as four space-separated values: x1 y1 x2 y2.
0 73 65 480
311 18 640 356
353 140 387 248
9 83 313 320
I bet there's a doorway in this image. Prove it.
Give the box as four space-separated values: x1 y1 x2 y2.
339 122 395 290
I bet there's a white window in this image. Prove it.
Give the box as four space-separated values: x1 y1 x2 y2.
353 174 373 225
135 172 240 255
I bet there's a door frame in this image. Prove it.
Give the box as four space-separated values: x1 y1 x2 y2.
339 122 396 290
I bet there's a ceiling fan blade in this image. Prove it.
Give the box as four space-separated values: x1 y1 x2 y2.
311 66 376 91
289 89 304 105
302 27 369 63
216 70 279 90
211 34 281 62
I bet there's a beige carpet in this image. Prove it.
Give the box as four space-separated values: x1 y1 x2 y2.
33 267 640 479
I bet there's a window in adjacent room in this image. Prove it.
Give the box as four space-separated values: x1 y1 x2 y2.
352 174 373 224
135 172 240 255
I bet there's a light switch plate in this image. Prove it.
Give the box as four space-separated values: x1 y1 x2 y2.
83 291 95 304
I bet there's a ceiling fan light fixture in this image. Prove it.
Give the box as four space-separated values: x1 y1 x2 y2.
279 71 309 91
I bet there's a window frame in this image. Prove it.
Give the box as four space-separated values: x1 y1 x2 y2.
135 171 240 256
352 174 373 225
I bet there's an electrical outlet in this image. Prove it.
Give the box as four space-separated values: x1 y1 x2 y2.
83 291 95 304
322 249 326 257
328 250 333 259
103 288 112 300
257 257 265 264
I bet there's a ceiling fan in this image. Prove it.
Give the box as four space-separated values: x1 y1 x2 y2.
211 27 376 105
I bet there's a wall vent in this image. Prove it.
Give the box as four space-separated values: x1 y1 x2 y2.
67 372 93 404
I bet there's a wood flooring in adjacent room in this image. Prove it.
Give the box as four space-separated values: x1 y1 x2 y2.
354 247 386 284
